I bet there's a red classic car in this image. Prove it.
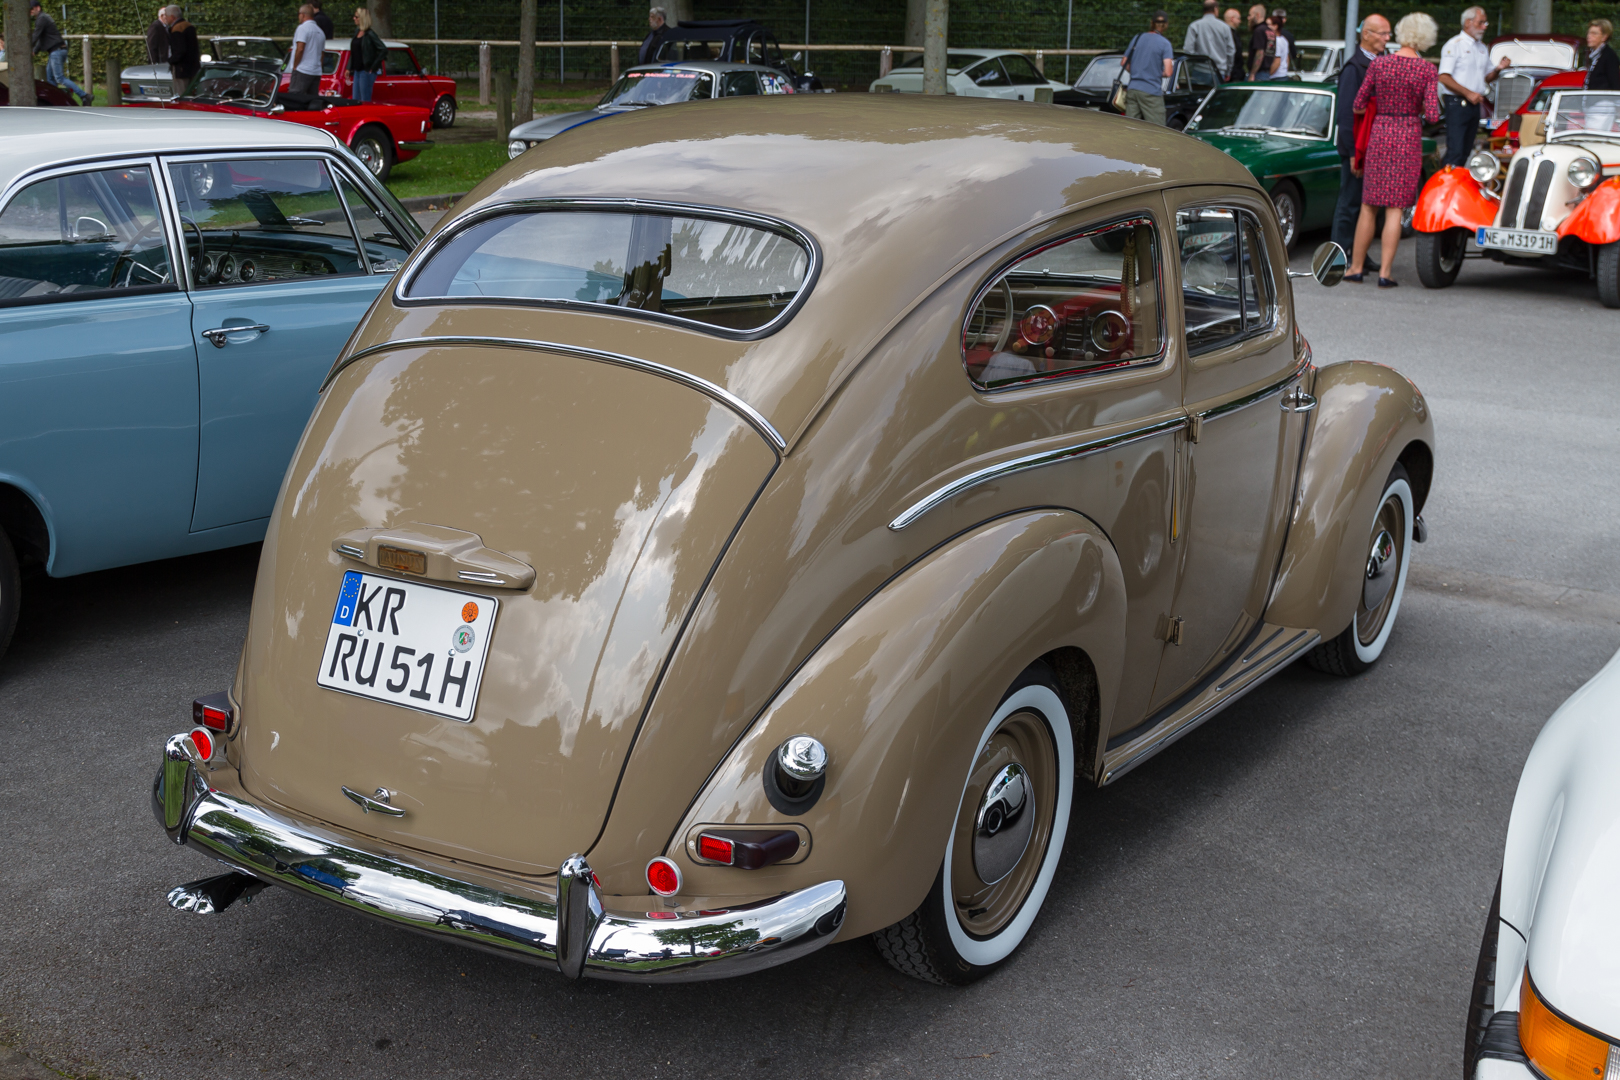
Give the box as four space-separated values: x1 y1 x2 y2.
0 79 79 106
1489 69 1585 149
280 41 457 128
126 59 433 181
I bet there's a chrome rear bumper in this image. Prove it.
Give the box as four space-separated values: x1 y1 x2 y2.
153 734 846 982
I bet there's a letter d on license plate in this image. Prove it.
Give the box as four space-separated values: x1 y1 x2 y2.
317 570 497 722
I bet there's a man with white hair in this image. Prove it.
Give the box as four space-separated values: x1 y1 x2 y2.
639 7 672 65
1438 6 1509 168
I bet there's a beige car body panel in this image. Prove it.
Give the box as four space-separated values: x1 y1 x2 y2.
217 96 1433 943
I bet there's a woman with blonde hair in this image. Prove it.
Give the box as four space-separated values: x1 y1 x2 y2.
349 6 386 102
1348 12 1441 286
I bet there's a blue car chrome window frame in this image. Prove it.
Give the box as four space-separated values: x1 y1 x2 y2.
393 198 822 342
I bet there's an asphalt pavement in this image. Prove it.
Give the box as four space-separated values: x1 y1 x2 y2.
2 227 1617 1080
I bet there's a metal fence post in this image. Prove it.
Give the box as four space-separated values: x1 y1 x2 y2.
82 35 92 98
879 44 891 77
1034 49 1043 75
479 42 491 105
106 50 121 104
610 42 618 81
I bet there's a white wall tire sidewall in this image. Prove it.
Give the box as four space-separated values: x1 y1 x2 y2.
942 684 1074 967
1353 478 1414 665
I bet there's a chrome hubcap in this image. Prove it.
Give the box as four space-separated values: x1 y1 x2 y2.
1274 193 1297 245
357 142 382 173
1357 496 1405 647
973 763 1033 885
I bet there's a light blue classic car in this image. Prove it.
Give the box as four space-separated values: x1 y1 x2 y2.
0 109 423 659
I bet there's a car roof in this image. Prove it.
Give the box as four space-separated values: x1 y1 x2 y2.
625 60 782 75
658 19 771 42
0 107 339 195
1216 79 1334 91
1292 38 1343 47
323 40 411 51
450 95 1257 444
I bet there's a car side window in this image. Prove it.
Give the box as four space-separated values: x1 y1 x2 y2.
966 60 1011 87
689 72 715 98
720 71 760 96
759 72 791 95
385 48 418 75
169 157 366 287
1000 53 1048 85
1189 59 1219 91
962 216 1163 390
1176 207 1276 355
334 169 411 272
0 165 175 306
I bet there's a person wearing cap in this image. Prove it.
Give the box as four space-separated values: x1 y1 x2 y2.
1438 7 1509 168
1186 0 1235 81
1120 12 1175 125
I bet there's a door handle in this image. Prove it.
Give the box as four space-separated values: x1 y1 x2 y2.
202 324 270 348
1280 386 1317 413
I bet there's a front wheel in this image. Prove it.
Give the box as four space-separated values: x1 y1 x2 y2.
1306 462 1414 677
431 95 456 128
872 663 1074 985
351 125 394 181
1270 182 1302 250
1597 240 1620 309
1415 227 1467 288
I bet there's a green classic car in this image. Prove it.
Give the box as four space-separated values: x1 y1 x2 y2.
1185 80 1438 249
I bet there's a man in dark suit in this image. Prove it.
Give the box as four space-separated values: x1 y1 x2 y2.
165 4 200 97
1332 13 1390 253
639 7 670 65
146 8 170 64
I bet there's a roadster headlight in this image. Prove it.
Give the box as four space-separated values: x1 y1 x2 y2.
507 139 529 160
1467 150 1499 185
1568 156 1601 191
1520 973 1620 1080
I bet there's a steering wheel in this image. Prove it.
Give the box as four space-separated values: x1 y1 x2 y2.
105 215 169 289
966 279 1018 353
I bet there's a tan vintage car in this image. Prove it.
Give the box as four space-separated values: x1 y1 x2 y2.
152 95 1434 985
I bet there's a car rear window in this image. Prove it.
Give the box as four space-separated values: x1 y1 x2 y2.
401 209 813 334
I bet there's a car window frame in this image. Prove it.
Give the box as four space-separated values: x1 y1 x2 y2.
959 210 1169 393
720 69 762 96
1172 201 1281 360
0 155 186 309
159 149 408 288
392 196 823 343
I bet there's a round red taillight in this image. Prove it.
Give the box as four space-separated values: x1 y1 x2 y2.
189 727 214 761
646 857 682 897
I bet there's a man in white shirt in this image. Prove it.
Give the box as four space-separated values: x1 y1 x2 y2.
1184 0 1235 81
1438 6 1509 167
289 3 325 96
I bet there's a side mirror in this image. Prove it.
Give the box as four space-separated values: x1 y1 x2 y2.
1311 241 1347 286
268 103 285 114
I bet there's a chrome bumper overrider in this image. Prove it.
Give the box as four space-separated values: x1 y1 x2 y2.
153 734 847 982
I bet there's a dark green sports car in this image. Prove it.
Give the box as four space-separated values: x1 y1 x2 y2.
1185 80 1439 249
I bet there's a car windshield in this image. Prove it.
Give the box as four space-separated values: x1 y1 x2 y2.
1295 44 1335 72
1075 55 1124 89
892 52 988 73
403 209 812 333
182 65 278 106
212 37 281 63
1548 91 1620 141
1187 88 1332 136
600 69 710 106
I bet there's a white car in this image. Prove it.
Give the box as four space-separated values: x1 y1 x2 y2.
120 36 281 101
869 48 1069 101
1291 39 1345 82
1465 645 1620 1078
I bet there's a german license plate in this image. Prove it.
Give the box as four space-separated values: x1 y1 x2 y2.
316 570 497 722
1477 226 1557 254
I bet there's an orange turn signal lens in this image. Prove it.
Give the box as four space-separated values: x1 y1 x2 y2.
1521 974 1617 1080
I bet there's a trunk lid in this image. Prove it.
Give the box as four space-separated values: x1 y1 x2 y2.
236 342 776 875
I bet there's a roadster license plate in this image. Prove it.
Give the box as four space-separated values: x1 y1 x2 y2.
1477 226 1558 254
316 570 497 722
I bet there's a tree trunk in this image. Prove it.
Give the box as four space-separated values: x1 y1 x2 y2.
5 0 37 107
1513 0 1550 33
1320 0 1340 43
904 0 924 59
670 0 693 26
922 0 947 95
367 0 391 39
515 0 535 126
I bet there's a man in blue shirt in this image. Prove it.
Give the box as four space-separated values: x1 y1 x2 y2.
1122 12 1175 126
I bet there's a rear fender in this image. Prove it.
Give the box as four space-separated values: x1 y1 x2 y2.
1413 166 1496 234
1559 178 1620 245
667 509 1127 939
1264 362 1434 638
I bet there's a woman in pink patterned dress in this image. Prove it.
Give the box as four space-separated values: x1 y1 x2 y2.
1348 13 1441 287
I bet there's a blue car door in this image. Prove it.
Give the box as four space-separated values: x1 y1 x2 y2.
168 154 402 533
0 160 200 577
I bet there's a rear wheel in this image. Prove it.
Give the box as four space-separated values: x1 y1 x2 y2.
0 528 19 663
872 663 1074 985
351 125 394 182
431 95 456 128
1270 181 1302 250
1597 240 1620 309
1306 463 1413 677
1415 228 1467 288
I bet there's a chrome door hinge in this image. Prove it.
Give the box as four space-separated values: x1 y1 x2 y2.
1280 385 1317 413
1158 615 1185 646
1187 414 1203 443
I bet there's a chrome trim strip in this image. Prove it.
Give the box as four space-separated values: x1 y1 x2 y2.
390 196 822 343
887 415 1187 531
151 748 847 982
325 336 787 453
1100 625 1319 785
1196 365 1301 424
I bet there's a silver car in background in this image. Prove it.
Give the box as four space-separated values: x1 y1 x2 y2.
121 36 282 102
